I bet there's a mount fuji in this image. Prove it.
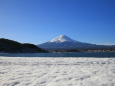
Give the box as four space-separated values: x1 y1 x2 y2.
37 35 115 50
49 35 76 43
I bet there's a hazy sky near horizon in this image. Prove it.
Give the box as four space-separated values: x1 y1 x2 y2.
0 0 115 45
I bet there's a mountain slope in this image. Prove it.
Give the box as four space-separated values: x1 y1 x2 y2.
38 35 115 50
49 35 76 43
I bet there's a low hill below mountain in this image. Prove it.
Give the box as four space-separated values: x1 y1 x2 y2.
0 38 48 53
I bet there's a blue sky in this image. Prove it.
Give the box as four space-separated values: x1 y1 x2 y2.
0 0 115 45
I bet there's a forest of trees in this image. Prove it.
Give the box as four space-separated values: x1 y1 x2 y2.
0 38 48 53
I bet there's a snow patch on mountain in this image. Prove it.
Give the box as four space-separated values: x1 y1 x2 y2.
49 35 76 43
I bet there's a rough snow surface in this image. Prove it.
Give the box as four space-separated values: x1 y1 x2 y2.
0 57 115 86
50 35 76 43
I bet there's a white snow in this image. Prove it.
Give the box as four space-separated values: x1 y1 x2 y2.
50 35 76 43
0 57 115 86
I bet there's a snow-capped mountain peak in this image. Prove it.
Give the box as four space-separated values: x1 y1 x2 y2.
49 35 76 43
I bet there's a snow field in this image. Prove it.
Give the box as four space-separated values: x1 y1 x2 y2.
0 57 115 86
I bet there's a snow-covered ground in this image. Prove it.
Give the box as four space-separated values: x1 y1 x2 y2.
0 57 115 86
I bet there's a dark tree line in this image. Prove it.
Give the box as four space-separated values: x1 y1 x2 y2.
0 38 48 53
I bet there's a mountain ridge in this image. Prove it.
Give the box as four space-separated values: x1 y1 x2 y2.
38 35 115 50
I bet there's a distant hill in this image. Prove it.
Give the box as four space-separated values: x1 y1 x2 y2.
0 38 48 53
38 35 115 51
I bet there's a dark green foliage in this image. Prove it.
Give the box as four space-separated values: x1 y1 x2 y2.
0 38 22 53
22 43 48 53
0 38 48 53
